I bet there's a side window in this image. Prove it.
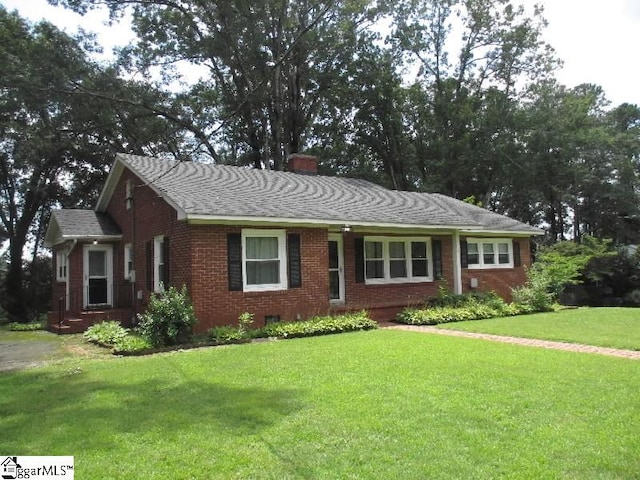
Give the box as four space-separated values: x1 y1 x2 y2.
154 236 169 292
56 250 68 282
466 239 513 269
124 243 133 281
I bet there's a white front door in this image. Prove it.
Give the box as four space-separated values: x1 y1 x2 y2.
328 234 345 303
83 244 113 308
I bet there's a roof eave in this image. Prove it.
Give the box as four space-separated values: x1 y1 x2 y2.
461 228 544 237
183 213 478 231
95 156 124 212
46 234 123 247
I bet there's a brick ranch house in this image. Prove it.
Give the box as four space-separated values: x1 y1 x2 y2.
44 153 542 333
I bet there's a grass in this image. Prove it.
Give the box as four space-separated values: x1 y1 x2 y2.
436 307 640 350
1 329 639 478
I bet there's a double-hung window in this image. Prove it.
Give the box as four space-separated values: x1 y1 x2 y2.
466 239 513 269
154 236 166 292
242 229 287 292
124 243 134 281
56 250 68 282
364 237 432 284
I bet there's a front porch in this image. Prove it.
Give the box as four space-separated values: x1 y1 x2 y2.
48 284 136 334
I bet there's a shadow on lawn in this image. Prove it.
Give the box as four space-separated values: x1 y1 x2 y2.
0 363 303 452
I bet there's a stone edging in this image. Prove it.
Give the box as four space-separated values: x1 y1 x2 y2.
384 325 640 360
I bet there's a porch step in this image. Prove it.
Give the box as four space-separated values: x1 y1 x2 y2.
47 319 87 335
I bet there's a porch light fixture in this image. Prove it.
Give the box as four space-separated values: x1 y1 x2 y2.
341 225 352 233
93 240 98 245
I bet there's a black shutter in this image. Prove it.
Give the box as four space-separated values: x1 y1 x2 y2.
163 236 170 287
287 233 302 288
355 237 365 283
460 240 468 269
146 241 152 290
513 240 521 267
433 239 443 279
227 233 243 291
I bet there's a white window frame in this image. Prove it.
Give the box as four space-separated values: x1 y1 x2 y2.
56 250 68 282
467 238 514 269
124 243 133 281
364 236 433 284
242 229 288 292
154 235 165 293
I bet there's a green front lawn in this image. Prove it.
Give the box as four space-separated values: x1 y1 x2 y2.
1 329 639 478
436 307 640 350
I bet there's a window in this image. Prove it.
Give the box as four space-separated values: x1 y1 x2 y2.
125 180 133 210
154 236 166 292
56 250 68 282
242 229 287 292
124 243 133 281
466 239 513 269
363 237 432 284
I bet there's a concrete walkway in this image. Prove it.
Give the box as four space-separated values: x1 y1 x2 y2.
384 324 640 360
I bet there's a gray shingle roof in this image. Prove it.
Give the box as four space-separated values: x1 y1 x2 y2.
115 153 542 234
51 209 122 238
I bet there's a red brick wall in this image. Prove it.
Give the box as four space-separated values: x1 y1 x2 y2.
460 237 531 301
338 233 452 316
106 168 192 315
189 225 329 331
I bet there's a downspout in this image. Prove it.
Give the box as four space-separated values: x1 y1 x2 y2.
452 231 462 295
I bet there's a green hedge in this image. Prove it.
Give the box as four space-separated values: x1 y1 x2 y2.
9 321 45 331
397 301 535 326
253 311 377 339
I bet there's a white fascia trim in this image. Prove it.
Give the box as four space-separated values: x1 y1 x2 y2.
96 154 188 220
184 214 478 231
95 157 125 212
460 229 543 237
59 234 123 243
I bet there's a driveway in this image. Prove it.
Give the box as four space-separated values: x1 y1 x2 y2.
0 331 64 372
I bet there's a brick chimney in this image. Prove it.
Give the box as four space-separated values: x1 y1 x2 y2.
287 154 318 175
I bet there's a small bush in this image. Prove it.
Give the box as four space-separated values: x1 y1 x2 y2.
9 321 45 331
208 325 243 343
427 287 506 310
255 311 377 339
137 286 198 347
511 267 555 312
112 335 153 354
84 321 129 346
237 312 255 339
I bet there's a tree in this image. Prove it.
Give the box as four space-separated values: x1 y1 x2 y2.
0 8 185 320
52 0 381 169
391 0 558 199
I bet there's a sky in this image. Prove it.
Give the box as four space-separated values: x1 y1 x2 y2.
2 0 640 107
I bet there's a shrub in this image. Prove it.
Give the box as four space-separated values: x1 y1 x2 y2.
255 311 377 339
397 302 503 326
208 325 243 343
510 267 555 312
112 334 153 354
84 321 129 346
237 312 254 339
427 288 507 310
137 286 197 347
9 321 45 331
